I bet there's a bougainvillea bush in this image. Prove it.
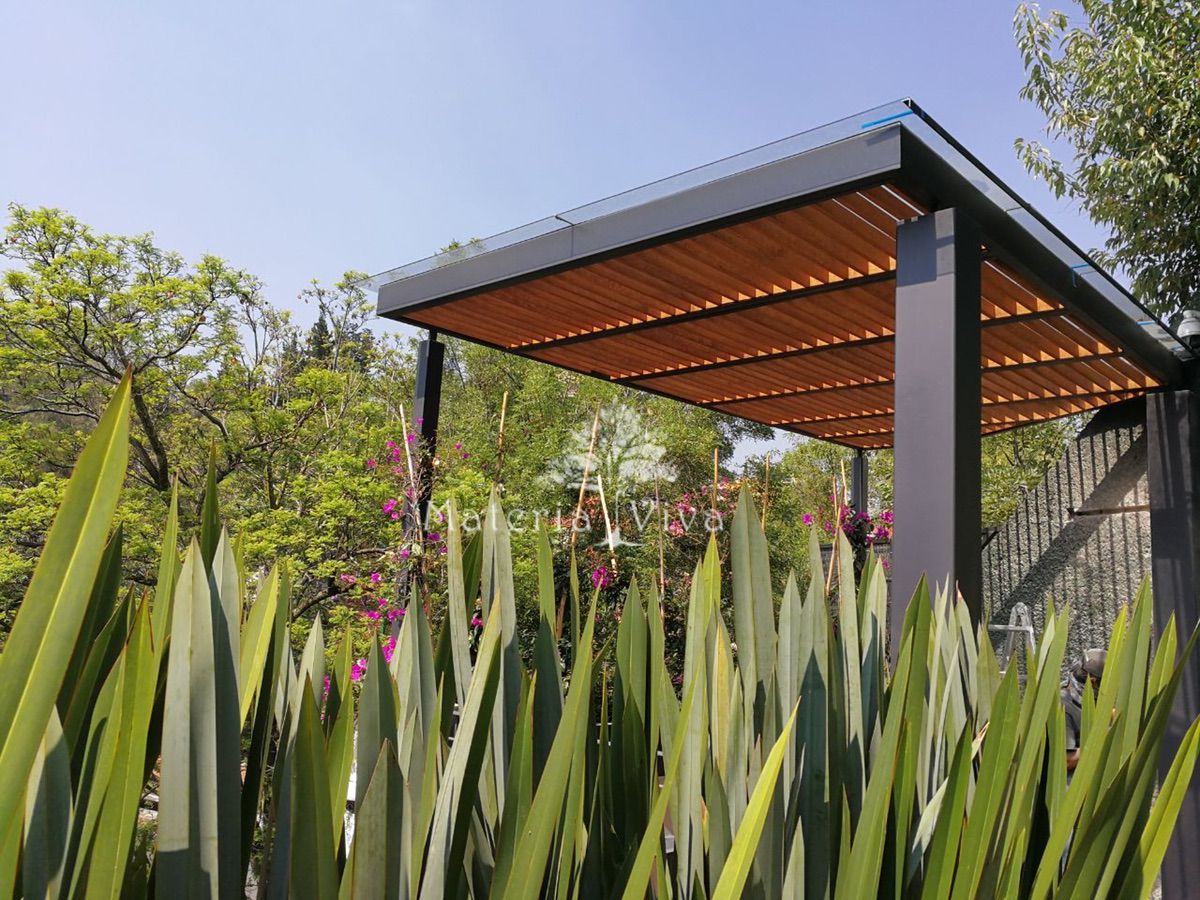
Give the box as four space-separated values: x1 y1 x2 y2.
2 376 1199 898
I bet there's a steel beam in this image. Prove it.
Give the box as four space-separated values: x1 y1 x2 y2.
413 331 445 526
892 208 982 645
1146 379 1200 899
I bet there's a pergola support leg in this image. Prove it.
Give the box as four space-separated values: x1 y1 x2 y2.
850 449 869 513
891 208 982 645
1147 384 1200 899
413 330 445 527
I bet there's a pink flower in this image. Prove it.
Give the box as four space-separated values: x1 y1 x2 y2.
591 566 612 589
390 511 400 520
383 498 398 515
370 571 382 584
427 531 441 543
400 548 411 559
470 614 483 628
363 610 380 621
385 440 397 450
406 433 416 444
802 513 815 526
454 441 462 450
339 573 357 584
366 458 377 469
880 510 894 524
391 447 402 461
386 608 401 621
351 659 367 681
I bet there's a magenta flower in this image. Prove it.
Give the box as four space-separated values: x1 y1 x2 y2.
802 513 815 526
591 566 612 589
383 498 398 515
406 433 416 443
454 441 462 450
351 659 367 682
366 457 377 469
339 573 357 584
385 440 397 450
364 610 380 621
470 614 483 628
427 531 441 543
400 547 411 559
370 571 382 584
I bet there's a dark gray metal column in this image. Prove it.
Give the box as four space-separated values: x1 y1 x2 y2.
413 330 445 527
1146 379 1200 900
850 449 869 513
892 208 982 644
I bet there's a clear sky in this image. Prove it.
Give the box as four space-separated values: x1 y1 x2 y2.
2 0 1099 331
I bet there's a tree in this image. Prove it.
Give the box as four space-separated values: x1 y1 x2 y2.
0 204 266 492
1015 1 1200 318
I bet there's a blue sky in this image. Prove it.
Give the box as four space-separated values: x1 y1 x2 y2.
3 0 1098 335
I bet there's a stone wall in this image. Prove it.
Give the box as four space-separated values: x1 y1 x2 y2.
982 397 1152 667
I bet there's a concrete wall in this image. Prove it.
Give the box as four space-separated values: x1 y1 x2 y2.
982 397 1152 667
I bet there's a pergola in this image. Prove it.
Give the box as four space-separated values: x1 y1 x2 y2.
368 100 1199 892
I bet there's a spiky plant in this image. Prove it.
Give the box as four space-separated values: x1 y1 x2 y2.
0 375 1197 899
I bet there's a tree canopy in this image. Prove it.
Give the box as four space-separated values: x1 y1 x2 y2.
1015 0 1200 317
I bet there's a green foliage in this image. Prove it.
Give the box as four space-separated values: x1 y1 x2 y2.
1015 0 1200 317
1 385 1198 897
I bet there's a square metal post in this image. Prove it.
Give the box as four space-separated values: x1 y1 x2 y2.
413 330 445 526
892 208 982 645
850 449 869 513
1147 382 1200 899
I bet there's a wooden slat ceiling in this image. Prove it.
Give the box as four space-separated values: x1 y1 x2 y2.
400 184 1159 448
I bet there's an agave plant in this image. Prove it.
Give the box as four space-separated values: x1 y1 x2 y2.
0 374 1198 899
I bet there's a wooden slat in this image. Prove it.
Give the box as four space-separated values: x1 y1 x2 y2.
397 180 1158 448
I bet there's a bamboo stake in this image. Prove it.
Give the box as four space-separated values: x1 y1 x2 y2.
825 475 840 596
397 403 421 535
655 475 666 595
761 453 771 528
492 390 509 487
711 447 719 516
570 404 603 551
596 473 618 578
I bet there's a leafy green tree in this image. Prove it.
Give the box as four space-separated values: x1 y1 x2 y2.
1015 0 1200 316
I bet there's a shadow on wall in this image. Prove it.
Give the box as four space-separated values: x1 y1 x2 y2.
983 397 1151 667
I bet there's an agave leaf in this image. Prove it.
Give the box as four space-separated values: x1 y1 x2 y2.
342 742 404 900
445 498 476 711
356 635 399 814
210 529 243 703
58 523 125 722
238 565 281 726
500 591 599 900
23 707 72 900
420 612 504 900
1114 713 1200 900
620 675 700 900
326 630 356 848
199 443 221 570
712 701 800 900
68 598 158 898
298 614 326 709
0 372 130 833
157 539 242 898
533 525 565 784
152 481 181 647
730 484 775 736
291 678 339 900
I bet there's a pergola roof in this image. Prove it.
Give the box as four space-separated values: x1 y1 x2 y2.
370 100 1188 449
